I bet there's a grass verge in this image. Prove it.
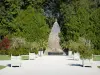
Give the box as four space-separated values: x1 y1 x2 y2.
93 56 100 61
21 55 29 60
0 65 6 70
0 55 10 60
97 66 100 69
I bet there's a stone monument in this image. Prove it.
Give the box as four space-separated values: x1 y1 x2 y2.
46 19 63 55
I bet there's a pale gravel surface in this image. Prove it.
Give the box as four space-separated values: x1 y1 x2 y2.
0 56 100 75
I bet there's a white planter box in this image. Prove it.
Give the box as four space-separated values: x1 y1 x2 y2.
68 51 73 58
38 51 43 56
11 56 21 67
82 59 93 67
29 53 35 60
35 54 38 58
74 52 80 60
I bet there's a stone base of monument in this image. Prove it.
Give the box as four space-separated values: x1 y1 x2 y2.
48 52 63 55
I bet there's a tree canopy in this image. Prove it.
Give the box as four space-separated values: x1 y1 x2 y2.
59 0 100 51
0 0 100 54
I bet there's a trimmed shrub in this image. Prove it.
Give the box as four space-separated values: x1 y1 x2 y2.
30 48 38 54
34 49 38 54
0 50 8 55
19 48 29 55
93 50 100 55
8 50 20 56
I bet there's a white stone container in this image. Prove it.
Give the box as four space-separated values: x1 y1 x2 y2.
11 55 21 67
29 53 35 60
38 51 43 56
74 52 80 60
35 54 38 58
68 51 73 58
82 59 93 67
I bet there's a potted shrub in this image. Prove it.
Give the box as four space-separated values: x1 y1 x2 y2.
68 50 73 58
29 48 36 60
67 40 79 59
18 48 29 60
38 48 43 56
10 50 21 67
78 45 93 67
34 48 38 58
73 52 80 60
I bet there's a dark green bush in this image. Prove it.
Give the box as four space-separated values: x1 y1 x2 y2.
78 45 93 59
19 48 29 55
8 48 29 56
30 49 35 53
9 50 20 56
0 50 9 55
30 48 38 54
34 49 38 54
93 50 100 55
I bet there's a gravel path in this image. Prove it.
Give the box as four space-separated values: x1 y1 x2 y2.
0 56 100 75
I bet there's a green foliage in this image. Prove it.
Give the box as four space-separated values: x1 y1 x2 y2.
0 0 100 57
30 48 38 54
67 40 80 53
93 49 100 55
67 37 93 59
0 0 49 50
60 0 100 54
9 50 20 56
78 44 93 59
19 48 29 55
0 50 8 55
11 6 49 45
9 48 29 56
34 49 38 54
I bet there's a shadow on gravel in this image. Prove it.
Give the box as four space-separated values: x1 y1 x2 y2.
7 64 21 67
69 64 92 68
7 64 11 67
69 64 82 67
67 59 74 60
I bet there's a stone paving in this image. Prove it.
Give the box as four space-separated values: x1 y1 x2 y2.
0 56 100 75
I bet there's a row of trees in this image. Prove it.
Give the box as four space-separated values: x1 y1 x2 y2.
59 0 100 57
0 0 50 54
0 0 100 57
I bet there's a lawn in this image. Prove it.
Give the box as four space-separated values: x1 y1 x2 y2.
97 66 100 69
0 65 6 70
0 55 11 60
21 55 29 60
93 55 100 61
0 55 29 60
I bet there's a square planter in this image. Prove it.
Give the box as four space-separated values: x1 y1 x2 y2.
68 51 73 58
74 52 80 60
38 51 43 56
82 59 93 67
35 54 38 58
11 55 21 67
29 53 35 60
